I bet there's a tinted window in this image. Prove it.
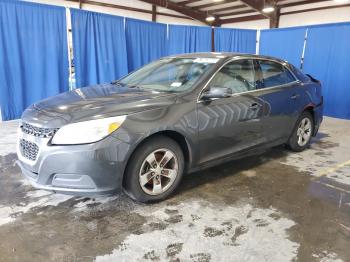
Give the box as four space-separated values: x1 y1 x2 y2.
259 60 296 88
209 59 256 94
289 64 310 83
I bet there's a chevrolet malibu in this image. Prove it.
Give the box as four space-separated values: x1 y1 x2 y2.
17 53 323 203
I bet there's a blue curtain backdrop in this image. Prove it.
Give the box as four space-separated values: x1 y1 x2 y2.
125 18 167 72
71 9 128 88
259 27 307 68
214 28 257 54
303 23 350 119
0 0 69 120
168 25 211 55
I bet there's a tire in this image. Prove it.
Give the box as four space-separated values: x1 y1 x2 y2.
123 135 184 203
287 111 314 152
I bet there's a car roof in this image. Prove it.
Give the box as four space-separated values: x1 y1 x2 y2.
164 52 289 64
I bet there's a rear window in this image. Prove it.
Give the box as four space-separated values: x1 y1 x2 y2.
289 64 310 83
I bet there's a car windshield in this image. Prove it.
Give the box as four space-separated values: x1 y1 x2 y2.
118 57 218 92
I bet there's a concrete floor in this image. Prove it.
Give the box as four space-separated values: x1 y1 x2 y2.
0 117 349 262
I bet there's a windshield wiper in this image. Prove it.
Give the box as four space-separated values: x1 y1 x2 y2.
111 80 144 90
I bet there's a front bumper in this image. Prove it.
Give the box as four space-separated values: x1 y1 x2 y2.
17 131 132 196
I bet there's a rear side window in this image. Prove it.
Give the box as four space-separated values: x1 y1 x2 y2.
259 60 296 88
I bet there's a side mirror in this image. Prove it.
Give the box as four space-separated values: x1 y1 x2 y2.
201 87 232 101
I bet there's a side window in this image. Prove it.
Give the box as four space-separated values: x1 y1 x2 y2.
259 60 296 88
209 59 256 94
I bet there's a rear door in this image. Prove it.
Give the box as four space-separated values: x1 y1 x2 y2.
255 59 302 142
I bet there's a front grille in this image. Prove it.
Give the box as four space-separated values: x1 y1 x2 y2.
20 139 39 161
21 122 58 138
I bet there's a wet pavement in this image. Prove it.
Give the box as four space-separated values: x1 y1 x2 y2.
0 118 349 262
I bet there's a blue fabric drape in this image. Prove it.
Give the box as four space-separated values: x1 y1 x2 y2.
168 25 211 55
0 0 69 120
303 23 350 119
214 28 257 54
71 9 128 88
125 18 167 72
259 27 307 67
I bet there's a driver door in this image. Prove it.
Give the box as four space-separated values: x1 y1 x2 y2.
197 59 269 164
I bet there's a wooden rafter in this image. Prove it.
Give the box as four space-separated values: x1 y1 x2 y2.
139 0 221 25
204 4 247 14
282 2 350 16
193 0 240 10
65 0 193 20
68 0 350 28
240 0 269 18
279 0 329 8
239 0 280 28
221 14 266 24
176 0 202 6
218 9 258 18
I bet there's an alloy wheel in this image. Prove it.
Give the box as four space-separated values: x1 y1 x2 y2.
297 117 312 146
139 148 179 196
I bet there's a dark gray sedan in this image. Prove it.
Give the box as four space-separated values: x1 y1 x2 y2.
17 53 323 202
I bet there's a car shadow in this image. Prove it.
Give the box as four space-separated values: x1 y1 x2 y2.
175 130 332 196
177 145 290 194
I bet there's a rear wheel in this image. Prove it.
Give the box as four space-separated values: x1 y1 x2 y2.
287 111 314 152
123 136 184 203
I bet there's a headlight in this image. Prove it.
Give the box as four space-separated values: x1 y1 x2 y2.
51 115 126 145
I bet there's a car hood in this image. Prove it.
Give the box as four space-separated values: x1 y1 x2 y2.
22 83 178 128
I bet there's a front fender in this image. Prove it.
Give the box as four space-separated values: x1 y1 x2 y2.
111 105 199 176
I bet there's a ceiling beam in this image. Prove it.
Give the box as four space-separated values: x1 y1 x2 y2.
139 0 221 26
177 0 202 6
218 9 257 18
220 14 266 24
204 4 247 14
176 1 247 16
281 3 350 16
240 0 267 17
65 0 193 20
279 0 329 8
240 0 280 28
69 0 350 27
193 0 239 10
220 1 350 24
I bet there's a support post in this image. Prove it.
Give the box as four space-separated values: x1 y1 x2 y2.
211 27 215 52
152 4 156 22
269 8 280 29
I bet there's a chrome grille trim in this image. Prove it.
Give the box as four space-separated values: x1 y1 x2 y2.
20 139 39 161
21 122 58 138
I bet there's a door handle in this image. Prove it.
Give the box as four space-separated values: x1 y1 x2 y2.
249 103 260 110
291 94 300 100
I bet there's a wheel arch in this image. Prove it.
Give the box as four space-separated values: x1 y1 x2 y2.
303 104 317 136
121 130 193 186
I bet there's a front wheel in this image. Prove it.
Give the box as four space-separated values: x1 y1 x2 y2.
287 111 314 152
123 136 184 203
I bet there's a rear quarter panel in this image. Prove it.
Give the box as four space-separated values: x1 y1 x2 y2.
293 80 323 133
